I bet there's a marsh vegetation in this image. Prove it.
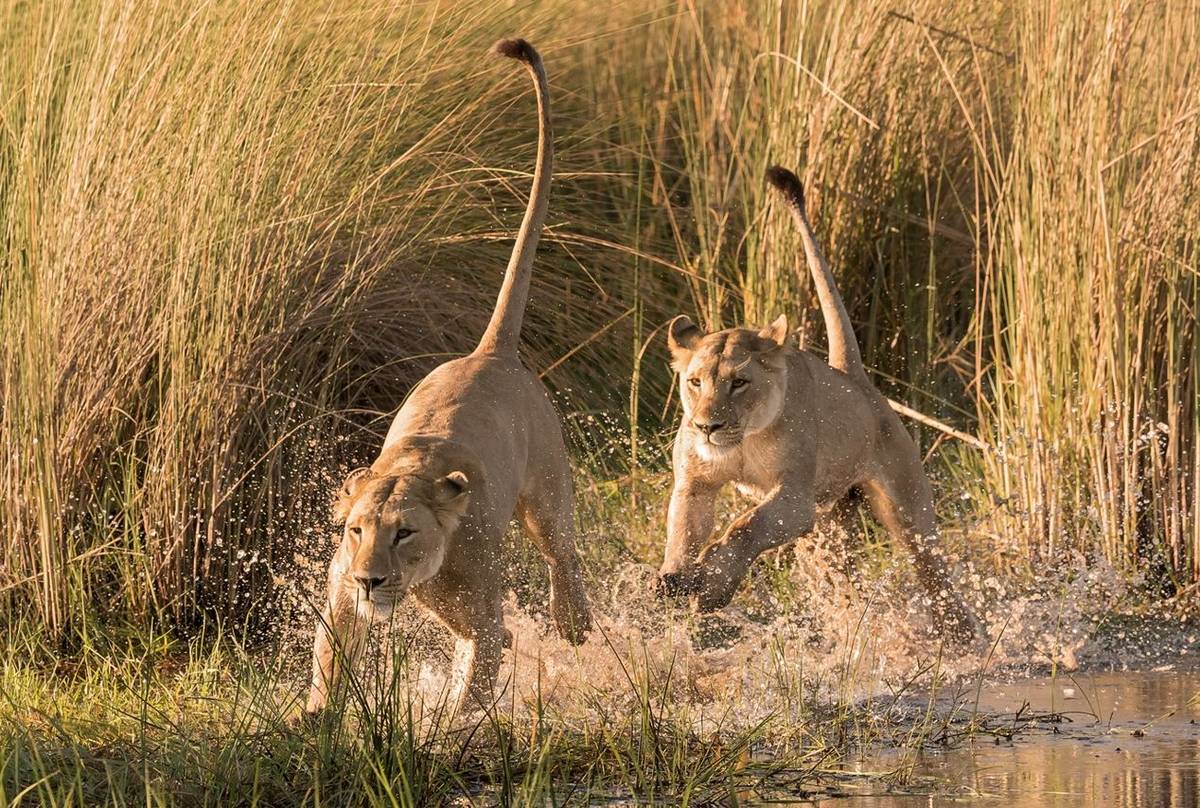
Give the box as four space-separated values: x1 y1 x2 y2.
1 0 1197 804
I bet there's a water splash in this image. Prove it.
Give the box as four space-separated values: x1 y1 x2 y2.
272 525 1191 735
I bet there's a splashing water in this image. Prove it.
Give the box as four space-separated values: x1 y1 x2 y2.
272 527 1191 736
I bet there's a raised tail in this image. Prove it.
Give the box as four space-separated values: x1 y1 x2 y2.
474 38 553 356
765 166 867 382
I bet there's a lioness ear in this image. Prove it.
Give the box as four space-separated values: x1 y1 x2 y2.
667 315 702 370
332 467 373 525
758 314 790 349
432 471 471 521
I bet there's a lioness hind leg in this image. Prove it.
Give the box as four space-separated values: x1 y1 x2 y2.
860 468 976 645
791 491 865 609
519 494 592 646
812 488 865 582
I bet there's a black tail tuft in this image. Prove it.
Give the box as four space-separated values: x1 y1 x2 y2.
492 37 537 64
765 165 805 210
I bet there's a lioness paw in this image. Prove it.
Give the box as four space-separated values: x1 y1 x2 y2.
286 706 323 732
550 590 592 645
555 610 591 646
655 568 700 600
692 565 740 613
933 596 981 650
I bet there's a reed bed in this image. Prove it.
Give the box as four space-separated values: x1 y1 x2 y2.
2 0 1196 642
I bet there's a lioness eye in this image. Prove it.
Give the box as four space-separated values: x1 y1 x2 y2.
688 378 701 388
349 526 362 538
393 528 414 545
731 378 748 390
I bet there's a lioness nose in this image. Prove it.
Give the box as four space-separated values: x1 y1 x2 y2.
694 420 726 436
355 575 387 596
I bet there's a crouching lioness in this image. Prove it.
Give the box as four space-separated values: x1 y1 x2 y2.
657 166 976 644
303 38 591 718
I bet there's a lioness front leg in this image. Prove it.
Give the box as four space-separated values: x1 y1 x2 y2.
419 579 509 716
304 584 368 715
693 485 815 612
658 478 719 597
441 595 507 715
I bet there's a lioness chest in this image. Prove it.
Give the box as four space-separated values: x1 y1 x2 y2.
693 431 787 502
699 419 866 507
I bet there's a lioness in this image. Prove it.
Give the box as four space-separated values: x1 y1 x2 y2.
657 166 975 644
303 38 591 718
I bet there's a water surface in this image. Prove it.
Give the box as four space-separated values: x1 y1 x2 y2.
812 671 1200 807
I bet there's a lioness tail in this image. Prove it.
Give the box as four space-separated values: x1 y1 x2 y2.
475 38 553 356
765 166 866 382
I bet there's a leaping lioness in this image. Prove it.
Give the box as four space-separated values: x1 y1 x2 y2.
657 166 976 644
303 38 591 718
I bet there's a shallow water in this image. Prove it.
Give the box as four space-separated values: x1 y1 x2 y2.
812 671 1200 807
278 543 1198 806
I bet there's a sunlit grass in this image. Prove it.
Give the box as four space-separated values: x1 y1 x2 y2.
4 0 1196 640
0 614 1008 806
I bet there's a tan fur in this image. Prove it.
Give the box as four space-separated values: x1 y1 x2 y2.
303 39 591 718
656 166 976 645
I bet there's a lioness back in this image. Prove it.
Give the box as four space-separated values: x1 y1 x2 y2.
384 355 561 489
385 355 552 439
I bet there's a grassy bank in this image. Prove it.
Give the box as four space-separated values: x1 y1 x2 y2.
4 583 1193 805
0 610 1058 806
0 626 817 805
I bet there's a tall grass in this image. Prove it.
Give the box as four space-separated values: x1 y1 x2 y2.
2 0 1197 643
0 0 660 634
970 2 1200 586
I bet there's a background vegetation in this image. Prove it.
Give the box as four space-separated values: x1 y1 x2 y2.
3 0 1197 645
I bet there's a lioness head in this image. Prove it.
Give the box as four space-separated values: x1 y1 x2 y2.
667 314 790 457
331 460 471 618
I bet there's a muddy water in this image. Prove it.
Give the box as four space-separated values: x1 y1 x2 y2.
814 672 1200 807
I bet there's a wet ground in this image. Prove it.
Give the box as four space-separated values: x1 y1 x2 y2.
281 554 1199 806
811 671 1200 807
